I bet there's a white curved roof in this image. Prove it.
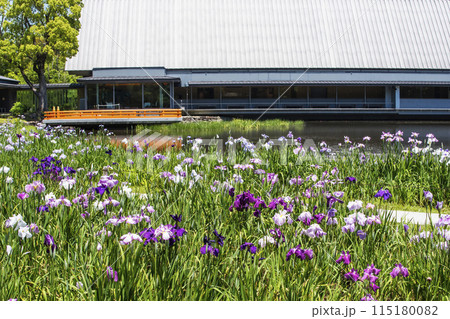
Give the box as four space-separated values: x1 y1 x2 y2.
66 0 450 71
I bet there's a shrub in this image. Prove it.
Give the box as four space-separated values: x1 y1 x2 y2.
9 101 34 116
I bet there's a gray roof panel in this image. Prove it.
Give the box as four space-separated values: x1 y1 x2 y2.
188 80 450 86
0 76 19 84
66 0 450 71
77 76 180 83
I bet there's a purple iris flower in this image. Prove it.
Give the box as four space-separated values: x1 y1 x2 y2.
336 251 351 265
268 197 289 211
229 187 235 197
262 173 279 185
106 266 118 282
327 195 344 208
327 209 337 218
269 228 285 243
360 264 381 283
374 188 392 200
30 223 39 234
286 245 299 261
436 201 443 210
403 224 409 233
25 181 46 194
303 249 314 260
364 264 381 276
361 294 376 301
357 230 367 240
254 197 267 209
297 211 312 225
17 192 29 200
203 235 215 246
37 205 49 213
44 234 57 253
105 149 112 156
153 154 166 161
369 282 380 292
174 227 186 238
390 263 409 278
344 268 360 282
200 245 219 257
345 177 357 183
229 191 257 212
423 191 433 202
342 223 355 233
360 268 379 284
139 228 158 245
63 167 76 174
435 215 450 228
94 186 109 196
286 245 313 261
170 214 182 223
314 213 326 224
29 156 39 163
213 229 226 247
240 242 257 254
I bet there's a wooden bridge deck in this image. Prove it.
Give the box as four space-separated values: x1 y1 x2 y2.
43 109 182 125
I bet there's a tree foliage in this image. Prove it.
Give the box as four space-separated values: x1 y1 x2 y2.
0 0 83 113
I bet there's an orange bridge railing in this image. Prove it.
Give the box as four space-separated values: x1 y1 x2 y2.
44 108 182 120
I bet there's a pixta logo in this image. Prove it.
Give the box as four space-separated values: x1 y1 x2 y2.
120 129 328 175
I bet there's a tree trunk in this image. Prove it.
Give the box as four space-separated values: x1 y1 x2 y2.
37 64 48 115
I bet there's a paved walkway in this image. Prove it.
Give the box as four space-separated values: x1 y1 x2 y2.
379 210 440 225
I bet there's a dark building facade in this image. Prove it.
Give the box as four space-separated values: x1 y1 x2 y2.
0 76 19 113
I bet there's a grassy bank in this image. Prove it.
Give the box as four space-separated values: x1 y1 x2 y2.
136 118 304 135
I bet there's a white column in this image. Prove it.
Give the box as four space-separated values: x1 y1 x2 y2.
395 86 400 109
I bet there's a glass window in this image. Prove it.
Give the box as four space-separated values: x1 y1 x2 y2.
98 84 114 108
366 86 385 99
87 84 97 108
144 83 170 108
280 86 307 99
251 87 277 99
144 83 159 108
310 87 336 99
174 87 187 101
222 87 249 99
192 87 219 99
160 83 171 108
338 87 364 99
400 87 421 99
422 87 450 99
421 87 435 99
115 83 142 109
435 87 450 99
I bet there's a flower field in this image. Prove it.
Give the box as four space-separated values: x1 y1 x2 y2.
0 121 449 301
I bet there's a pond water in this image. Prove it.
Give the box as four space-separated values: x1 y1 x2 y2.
114 121 450 151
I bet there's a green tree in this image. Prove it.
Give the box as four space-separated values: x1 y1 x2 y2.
0 0 10 74
0 0 83 115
